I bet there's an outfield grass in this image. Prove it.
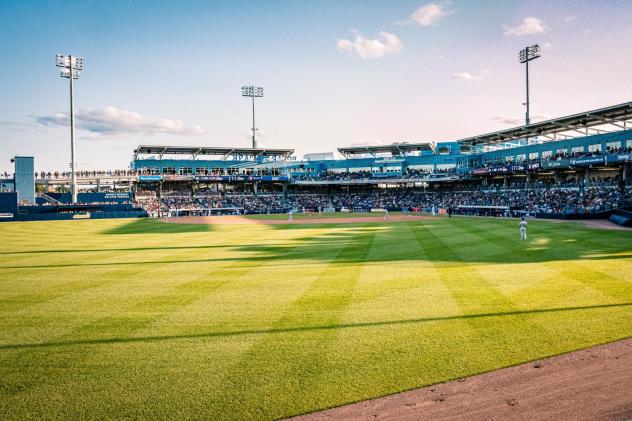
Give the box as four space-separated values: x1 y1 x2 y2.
0 216 631 419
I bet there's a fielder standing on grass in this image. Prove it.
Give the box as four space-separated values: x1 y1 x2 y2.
288 210 293 224
384 209 390 220
520 217 528 240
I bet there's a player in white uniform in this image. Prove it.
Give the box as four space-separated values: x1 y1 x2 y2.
288 210 293 224
519 217 528 240
384 209 390 220
431 206 436 216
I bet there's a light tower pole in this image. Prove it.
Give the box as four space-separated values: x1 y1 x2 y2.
519 44 540 126
241 85 264 148
56 54 84 203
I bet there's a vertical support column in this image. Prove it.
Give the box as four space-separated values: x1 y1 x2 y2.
282 183 287 197
525 58 530 126
96 178 100 192
253 181 258 196
622 163 631 185
69 56 77 204
252 95 256 149
503 175 509 187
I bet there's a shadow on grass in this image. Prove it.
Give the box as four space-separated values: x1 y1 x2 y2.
4 218 630 268
1 302 630 350
104 218 213 235
0 244 236 256
2 222 631 269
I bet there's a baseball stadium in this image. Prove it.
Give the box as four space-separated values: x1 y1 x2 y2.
1 2 632 420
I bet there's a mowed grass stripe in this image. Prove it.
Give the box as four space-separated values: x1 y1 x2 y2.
205 226 379 420
0 217 631 420
0 240 238 344
409 221 560 354
439 218 632 354
294 222 487 414
146 224 362 334
0 226 260 400
451 218 632 301
0 223 353 416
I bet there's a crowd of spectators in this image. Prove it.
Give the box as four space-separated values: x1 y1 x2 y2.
140 191 331 214
35 170 137 179
136 184 631 216
135 197 165 214
332 187 631 214
293 168 457 182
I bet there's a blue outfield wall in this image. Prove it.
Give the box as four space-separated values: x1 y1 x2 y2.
12 210 147 222
0 192 18 221
44 192 132 204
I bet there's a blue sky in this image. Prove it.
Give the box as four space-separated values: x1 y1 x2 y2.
1 0 631 171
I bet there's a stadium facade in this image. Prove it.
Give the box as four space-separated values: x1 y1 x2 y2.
1 101 632 223
129 102 632 194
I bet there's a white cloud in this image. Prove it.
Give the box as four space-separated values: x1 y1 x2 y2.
410 3 454 26
35 106 205 137
337 31 403 59
493 114 549 126
542 42 553 50
349 139 389 147
564 16 576 23
452 72 482 81
503 17 548 36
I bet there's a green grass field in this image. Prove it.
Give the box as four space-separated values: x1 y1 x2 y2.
1 216 631 419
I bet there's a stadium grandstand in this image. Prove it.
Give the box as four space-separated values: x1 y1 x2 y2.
1 101 631 225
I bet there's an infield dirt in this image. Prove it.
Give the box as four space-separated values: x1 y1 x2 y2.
290 337 632 421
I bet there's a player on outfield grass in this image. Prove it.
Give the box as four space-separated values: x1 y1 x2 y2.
288 210 293 224
520 217 528 240
383 209 390 220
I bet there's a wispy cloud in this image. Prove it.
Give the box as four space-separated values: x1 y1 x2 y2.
35 106 205 137
564 16 576 23
409 2 454 27
452 72 482 81
503 17 547 36
493 114 549 126
349 139 388 147
337 31 403 59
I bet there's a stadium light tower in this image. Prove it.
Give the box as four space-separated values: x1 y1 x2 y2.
519 44 540 126
55 53 84 203
241 85 264 148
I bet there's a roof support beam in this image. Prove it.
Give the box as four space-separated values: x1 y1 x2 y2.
222 149 235 160
586 113 628 130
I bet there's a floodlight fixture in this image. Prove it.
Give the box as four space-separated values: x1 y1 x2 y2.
55 53 84 203
518 44 540 127
242 85 264 98
519 44 540 63
241 85 264 148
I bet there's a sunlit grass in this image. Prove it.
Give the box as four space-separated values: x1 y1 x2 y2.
0 217 630 419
